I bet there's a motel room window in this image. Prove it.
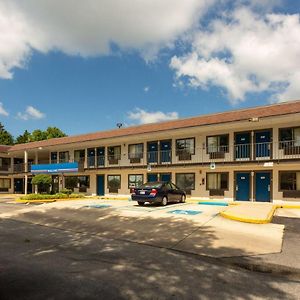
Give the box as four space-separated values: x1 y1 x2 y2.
0 178 10 192
206 172 228 196
128 144 143 163
0 157 10 171
176 138 195 160
176 173 195 194
65 176 90 192
107 175 121 193
51 152 58 164
74 150 85 163
96 147 105 166
108 146 121 164
279 127 300 154
128 174 143 188
279 171 300 198
59 151 69 163
207 135 229 159
87 148 96 167
65 177 78 190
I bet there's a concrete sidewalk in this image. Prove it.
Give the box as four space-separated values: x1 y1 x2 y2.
220 202 276 223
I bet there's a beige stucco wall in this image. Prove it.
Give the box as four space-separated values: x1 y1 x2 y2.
72 160 300 202
3 112 300 200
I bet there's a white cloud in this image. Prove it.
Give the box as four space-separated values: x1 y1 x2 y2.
128 108 178 124
170 7 300 103
144 86 150 93
0 102 9 116
0 0 214 79
17 106 45 120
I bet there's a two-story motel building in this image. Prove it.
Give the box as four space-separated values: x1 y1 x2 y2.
1 100 300 202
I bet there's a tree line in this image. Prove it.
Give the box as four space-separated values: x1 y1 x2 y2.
0 122 67 145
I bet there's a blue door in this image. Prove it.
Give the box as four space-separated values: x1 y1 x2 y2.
255 131 271 158
97 175 105 196
235 132 251 159
236 172 250 201
147 173 158 182
14 178 24 193
160 140 171 163
147 141 158 163
160 173 171 182
255 172 271 202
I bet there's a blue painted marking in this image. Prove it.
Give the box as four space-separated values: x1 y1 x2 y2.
168 210 202 215
85 204 111 209
198 202 228 206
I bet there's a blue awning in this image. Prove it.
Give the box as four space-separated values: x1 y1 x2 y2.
31 162 79 174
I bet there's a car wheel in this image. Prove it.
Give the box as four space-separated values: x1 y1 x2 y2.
138 202 144 206
180 194 186 203
161 196 168 206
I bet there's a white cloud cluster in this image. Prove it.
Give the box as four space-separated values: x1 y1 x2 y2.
17 106 45 120
128 108 178 124
170 8 300 103
0 102 9 116
0 0 212 79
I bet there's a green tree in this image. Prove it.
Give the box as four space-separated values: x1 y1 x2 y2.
29 129 47 142
32 174 52 193
15 130 31 144
45 127 67 139
0 122 14 145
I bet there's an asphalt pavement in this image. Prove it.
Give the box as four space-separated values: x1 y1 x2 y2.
0 200 299 299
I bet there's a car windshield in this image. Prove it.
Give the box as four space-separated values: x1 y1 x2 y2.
139 182 162 189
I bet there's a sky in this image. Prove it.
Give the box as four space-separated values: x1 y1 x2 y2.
0 0 299 137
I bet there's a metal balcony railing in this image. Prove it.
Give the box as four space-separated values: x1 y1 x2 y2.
8 140 300 173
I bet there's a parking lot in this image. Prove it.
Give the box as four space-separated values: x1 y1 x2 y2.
1 198 300 299
1 198 285 258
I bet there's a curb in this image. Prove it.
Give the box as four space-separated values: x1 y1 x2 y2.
220 205 277 224
99 196 129 200
220 258 300 279
16 199 57 204
276 204 300 209
219 211 273 224
220 204 300 224
15 197 89 204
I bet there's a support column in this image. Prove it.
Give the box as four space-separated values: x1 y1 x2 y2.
251 131 255 160
10 156 14 174
24 150 28 195
34 151 38 193
251 171 254 202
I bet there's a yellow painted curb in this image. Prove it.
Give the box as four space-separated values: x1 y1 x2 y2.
99 196 129 200
275 204 300 209
186 200 201 203
16 197 88 203
220 211 272 224
220 203 300 224
16 199 56 203
220 204 277 224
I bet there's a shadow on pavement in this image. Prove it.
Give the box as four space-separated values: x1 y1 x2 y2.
0 207 298 299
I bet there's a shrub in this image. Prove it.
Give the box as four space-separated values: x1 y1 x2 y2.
60 188 73 195
32 174 52 193
20 193 84 201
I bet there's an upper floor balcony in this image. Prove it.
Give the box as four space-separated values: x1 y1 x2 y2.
8 139 300 174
